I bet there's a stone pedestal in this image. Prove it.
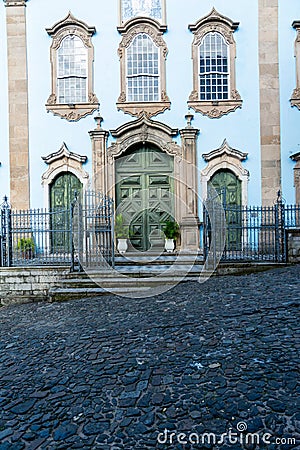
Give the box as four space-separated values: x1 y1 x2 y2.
89 115 109 194
179 118 200 252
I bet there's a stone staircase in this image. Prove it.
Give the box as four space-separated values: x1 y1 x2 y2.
48 252 205 301
48 251 286 302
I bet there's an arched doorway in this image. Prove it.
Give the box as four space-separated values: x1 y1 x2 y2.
115 144 174 251
208 169 242 250
50 172 82 251
208 169 242 206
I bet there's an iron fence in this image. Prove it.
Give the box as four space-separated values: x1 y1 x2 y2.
203 195 299 263
0 191 114 270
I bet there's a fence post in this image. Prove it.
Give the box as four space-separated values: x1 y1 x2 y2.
275 190 286 263
1 196 12 267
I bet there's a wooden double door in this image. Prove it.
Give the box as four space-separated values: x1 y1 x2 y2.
116 145 174 251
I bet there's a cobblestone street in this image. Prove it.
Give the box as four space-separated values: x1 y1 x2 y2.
0 265 299 449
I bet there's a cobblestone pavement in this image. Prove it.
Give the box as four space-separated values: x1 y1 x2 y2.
0 265 299 450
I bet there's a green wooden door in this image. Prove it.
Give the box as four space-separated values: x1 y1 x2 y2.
116 146 174 251
208 170 242 250
50 173 82 252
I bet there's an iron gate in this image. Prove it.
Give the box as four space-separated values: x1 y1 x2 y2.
71 190 114 272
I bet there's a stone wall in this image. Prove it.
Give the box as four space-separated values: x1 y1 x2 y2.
0 266 68 306
287 229 300 262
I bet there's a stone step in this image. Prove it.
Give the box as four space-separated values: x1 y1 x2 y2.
48 275 198 302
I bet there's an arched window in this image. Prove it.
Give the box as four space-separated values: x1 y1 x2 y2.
46 12 99 121
57 36 87 104
199 32 229 101
127 33 159 102
117 18 170 117
188 8 242 118
291 20 300 110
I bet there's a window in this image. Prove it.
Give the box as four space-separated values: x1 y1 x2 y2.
127 33 159 102
291 21 300 110
120 0 165 25
46 12 99 121
57 36 88 104
188 8 242 118
117 18 170 117
199 32 229 101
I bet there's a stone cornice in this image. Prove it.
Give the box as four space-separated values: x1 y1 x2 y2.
46 11 96 37
4 0 27 6
188 8 239 34
117 16 167 35
202 139 248 162
42 142 87 165
290 151 300 162
110 115 178 139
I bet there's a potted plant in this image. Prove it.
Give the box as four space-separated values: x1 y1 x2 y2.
115 214 129 254
162 220 180 253
17 237 35 259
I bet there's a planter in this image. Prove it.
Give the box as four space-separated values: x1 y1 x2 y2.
164 238 175 253
117 238 128 254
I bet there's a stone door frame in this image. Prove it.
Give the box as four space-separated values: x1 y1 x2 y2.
90 115 200 251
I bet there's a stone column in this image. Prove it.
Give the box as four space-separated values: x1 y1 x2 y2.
88 115 109 194
179 112 200 252
258 0 281 206
5 0 30 209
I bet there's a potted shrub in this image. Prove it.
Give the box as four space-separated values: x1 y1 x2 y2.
115 214 129 254
162 220 180 253
17 237 35 259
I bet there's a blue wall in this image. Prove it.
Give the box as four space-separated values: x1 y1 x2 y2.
0 0 299 208
279 0 300 204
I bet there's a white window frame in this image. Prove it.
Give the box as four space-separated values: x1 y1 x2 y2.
46 12 99 122
188 8 242 119
117 17 170 118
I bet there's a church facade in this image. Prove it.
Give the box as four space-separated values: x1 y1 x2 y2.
0 0 299 252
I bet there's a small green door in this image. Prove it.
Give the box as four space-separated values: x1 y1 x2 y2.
208 170 242 250
50 173 82 252
116 145 174 251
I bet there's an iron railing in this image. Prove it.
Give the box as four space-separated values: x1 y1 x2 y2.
203 194 299 263
0 191 114 270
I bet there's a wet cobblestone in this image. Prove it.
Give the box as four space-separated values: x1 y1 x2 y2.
0 265 299 449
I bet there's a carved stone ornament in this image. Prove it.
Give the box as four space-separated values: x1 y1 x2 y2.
201 139 249 206
188 8 242 119
108 115 181 163
45 12 99 121
188 99 242 119
116 17 170 118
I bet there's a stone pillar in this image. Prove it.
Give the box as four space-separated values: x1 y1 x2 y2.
258 0 281 206
88 115 109 194
5 0 30 209
179 112 200 252
291 152 300 204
